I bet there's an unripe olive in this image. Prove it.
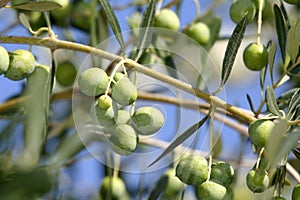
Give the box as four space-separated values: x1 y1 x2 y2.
283 0 300 5
100 176 127 200
71 1 92 31
97 95 112 110
185 22 210 45
292 184 300 200
109 124 138 156
78 68 109 96
210 161 235 188
271 197 286 200
161 168 185 198
49 0 72 21
115 110 131 124
155 9 180 31
243 43 268 71
229 0 256 24
111 73 137 106
0 46 9 75
131 106 164 135
93 101 116 127
246 169 269 193
55 61 77 87
197 181 229 200
248 119 275 147
175 155 208 185
5 49 36 80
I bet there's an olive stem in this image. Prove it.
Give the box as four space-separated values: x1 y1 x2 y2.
156 0 163 15
256 0 264 45
255 147 265 170
130 71 138 116
113 153 121 178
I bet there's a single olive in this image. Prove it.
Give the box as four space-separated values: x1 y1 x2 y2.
229 0 256 24
55 61 77 87
5 49 36 80
210 161 235 188
78 67 109 96
243 43 268 71
99 176 127 200
185 22 210 45
248 119 275 147
292 184 300 200
97 95 112 110
109 124 138 156
154 9 180 31
161 168 185 199
131 106 165 135
197 181 229 200
246 169 269 193
175 155 208 185
0 46 10 75
115 110 131 124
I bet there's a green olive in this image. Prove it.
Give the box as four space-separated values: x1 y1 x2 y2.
175 155 208 185
283 0 300 5
78 67 109 96
243 43 268 71
155 9 180 31
5 49 36 80
0 46 9 75
246 169 269 193
229 0 256 24
131 106 164 135
97 95 112 110
185 22 210 45
197 181 229 200
115 110 131 124
292 184 300 200
248 119 275 147
111 73 137 106
55 61 77 87
160 168 185 198
99 176 127 200
109 124 138 156
210 161 235 188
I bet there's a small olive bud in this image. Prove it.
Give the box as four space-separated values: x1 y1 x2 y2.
111 74 137 106
97 95 112 110
78 67 109 96
109 124 138 156
0 46 9 75
99 176 127 200
131 107 164 135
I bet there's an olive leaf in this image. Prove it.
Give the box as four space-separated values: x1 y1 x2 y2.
12 1 62 11
260 64 267 94
246 94 255 114
148 112 210 167
287 17 300 64
268 42 277 85
135 0 155 62
287 88 300 120
277 88 300 109
274 4 287 61
217 14 248 92
19 13 31 30
147 176 168 200
99 0 125 54
266 86 282 117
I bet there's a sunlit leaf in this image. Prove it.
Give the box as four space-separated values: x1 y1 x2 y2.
99 0 125 53
274 4 287 61
287 17 300 64
135 0 155 62
266 86 282 117
268 42 277 85
219 14 248 90
148 112 210 167
13 1 62 11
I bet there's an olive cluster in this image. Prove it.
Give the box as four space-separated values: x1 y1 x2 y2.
78 68 165 155
0 46 36 81
175 154 234 200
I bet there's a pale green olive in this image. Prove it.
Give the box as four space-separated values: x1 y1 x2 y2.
5 49 36 80
0 46 9 75
246 169 269 193
115 110 131 124
229 0 256 24
248 119 275 147
161 168 185 198
155 9 180 31
99 176 127 200
78 68 109 96
243 43 268 71
109 124 138 156
197 181 229 200
175 155 208 185
92 101 117 127
210 161 235 188
131 106 165 135
97 95 112 110
186 22 210 45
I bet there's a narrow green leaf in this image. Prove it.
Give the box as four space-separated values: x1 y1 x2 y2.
274 4 287 61
260 64 267 94
219 14 248 89
13 1 62 11
246 94 255 113
19 13 31 30
266 86 282 117
278 88 300 109
268 42 277 85
148 112 210 167
287 88 300 120
135 0 155 62
99 0 125 53
147 176 168 200
287 17 300 64
279 1 291 28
